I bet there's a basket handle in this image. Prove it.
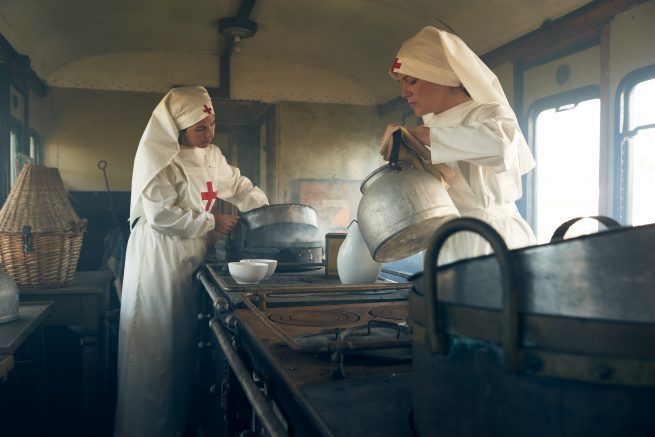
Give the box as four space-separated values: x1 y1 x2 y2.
423 217 521 372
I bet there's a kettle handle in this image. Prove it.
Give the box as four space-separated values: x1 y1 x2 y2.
423 217 521 372
389 129 403 166
550 215 621 242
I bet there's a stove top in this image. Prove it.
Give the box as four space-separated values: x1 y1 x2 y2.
238 298 411 364
234 299 414 436
203 263 412 309
198 261 416 436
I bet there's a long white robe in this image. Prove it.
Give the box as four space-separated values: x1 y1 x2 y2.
114 144 267 436
424 100 536 264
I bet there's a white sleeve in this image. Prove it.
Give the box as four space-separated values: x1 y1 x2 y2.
215 152 269 212
140 163 215 237
429 103 524 173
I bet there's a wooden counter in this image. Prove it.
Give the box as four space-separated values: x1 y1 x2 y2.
0 301 53 434
0 301 53 355
19 270 112 333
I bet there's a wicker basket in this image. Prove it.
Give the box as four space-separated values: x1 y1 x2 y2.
0 164 87 288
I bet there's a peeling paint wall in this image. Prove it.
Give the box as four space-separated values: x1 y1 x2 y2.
276 101 384 196
40 88 158 191
275 102 390 233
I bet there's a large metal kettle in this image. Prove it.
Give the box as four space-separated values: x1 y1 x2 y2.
0 263 19 324
357 130 459 262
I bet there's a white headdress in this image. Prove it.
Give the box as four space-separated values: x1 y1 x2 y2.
390 27 535 174
129 86 214 223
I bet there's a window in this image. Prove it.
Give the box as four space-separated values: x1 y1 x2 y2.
10 123 22 184
617 67 655 226
29 129 42 164
527 87 601 243
9 123 33 186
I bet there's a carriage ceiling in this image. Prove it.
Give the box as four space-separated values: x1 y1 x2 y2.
0 0 593 104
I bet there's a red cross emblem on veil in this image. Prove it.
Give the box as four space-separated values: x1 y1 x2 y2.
390 57 402 71
201 181 217 211
203 104 213 115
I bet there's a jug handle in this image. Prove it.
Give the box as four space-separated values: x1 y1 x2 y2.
423 217 521 372
389 129 403 167
550 215 621 242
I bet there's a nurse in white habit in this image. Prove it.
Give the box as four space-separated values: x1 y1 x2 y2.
114 86 268 436
380 26 537 264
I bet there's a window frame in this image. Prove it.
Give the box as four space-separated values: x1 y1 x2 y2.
614 63 655 224
524 85 601 233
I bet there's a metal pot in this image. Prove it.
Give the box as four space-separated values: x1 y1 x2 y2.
409 217 655 436
0 263 19 324
228 204 323 269
357 132 458 263
232 203 320 244
238 203 318 231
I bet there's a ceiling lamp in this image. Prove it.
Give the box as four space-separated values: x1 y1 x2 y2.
218 16 258 54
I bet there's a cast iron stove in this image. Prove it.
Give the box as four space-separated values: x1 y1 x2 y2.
197 263 416 436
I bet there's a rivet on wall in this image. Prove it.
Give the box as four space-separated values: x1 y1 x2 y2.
555 64 571 85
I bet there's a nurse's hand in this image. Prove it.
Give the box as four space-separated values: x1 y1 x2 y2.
403 125 430 146
379 124 400 160
213 214 239 234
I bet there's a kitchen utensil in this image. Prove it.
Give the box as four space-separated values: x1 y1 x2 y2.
337 220 381 284
357 130 459 262
240 259 277 278
228 261 268 284
229 204 323 270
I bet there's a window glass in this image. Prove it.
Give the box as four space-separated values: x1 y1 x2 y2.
533 99 600 243
628 78 655 129
626 78 655 225
10 124 32 186
10 126 19 184
29 130 42 163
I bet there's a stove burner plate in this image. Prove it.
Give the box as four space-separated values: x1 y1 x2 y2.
294 322 411 361
269 309 360 326
368 304 408 321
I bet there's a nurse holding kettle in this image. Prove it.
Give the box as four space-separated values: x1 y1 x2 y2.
379 26 537 264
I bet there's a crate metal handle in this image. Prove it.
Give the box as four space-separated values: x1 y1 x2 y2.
423 217 521 372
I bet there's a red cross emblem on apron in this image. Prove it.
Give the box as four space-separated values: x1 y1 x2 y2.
201 181 217 211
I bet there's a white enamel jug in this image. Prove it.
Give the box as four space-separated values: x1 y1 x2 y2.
337 220 382 284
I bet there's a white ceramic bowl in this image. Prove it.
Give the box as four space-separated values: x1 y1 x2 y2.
240 259 278 278
228 261 268 284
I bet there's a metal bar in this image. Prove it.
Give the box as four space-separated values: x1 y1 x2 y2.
197 271 224 306
209 318 289 437
240 293 310 351
237 0 257 19
380 268 413 279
